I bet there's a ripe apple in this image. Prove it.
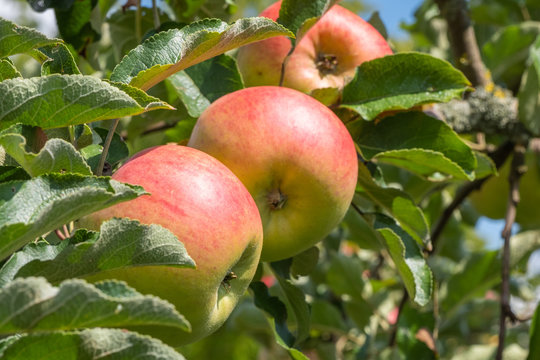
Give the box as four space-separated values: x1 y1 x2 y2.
236 0 392 94
79 144 263 346
188 86 358 262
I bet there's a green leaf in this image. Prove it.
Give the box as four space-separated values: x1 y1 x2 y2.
483 22 540 89
343 208 382 250
110 17 293 90
270 261 311 345
356 162 430 246
0 328 185 359
39 43 81 75
349 111 477 180
374 214 432 307
107 10 173 63
529 302 540 360
518 36 540 136
166 54 244 118
341 53 471 121
0 59 21 81
441 251 500 314
367 11 388 40
0 132 92 177
396 303 436 358
250 281 296 347
442 230 540 315
0 173 146 261
326 252 365 300
0 75 173 130
0 167 30 182
55 0 99 53
474 151 498 179
0 218 195 286
0 17 61 58
0 277 190 333
310 300 348 332
278 0 339 41
290 246 319 278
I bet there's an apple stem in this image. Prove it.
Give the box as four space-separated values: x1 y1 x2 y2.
279 47 295 87
267 188 287 210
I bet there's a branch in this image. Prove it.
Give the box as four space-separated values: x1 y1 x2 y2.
496 144 527 360
428 140 514 253
434 0 488 87
388 291 409 347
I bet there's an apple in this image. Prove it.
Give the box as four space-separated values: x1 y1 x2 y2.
187 86 358 262
236 0 392 94
79 144 263 346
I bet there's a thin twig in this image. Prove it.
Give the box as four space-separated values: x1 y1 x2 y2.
434 0 488 87
388 292 409 347
152 0 160 29
96 119 120 176
428 140 514 253
350 201 365 216
135 0 142 42
496 145 526 360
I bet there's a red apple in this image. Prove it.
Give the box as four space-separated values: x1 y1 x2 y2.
188 86 358 262
80 144 263 346
236 0 392 94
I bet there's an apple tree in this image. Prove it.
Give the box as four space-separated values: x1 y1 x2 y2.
0 0 538 359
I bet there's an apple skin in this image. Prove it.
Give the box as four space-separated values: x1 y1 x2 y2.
236 1 392 94
188 86 358 262
79 144 263 346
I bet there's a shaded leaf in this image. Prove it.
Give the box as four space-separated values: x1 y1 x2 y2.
270 261 311 345
483 22 540 89
250 281 296 347
0 17 61 58
0 132 91 177
0 59 21 81
0 328 185 359
0 218 195 286
290 246 319 278
441 250 500 314
110 17 293 90
349 112 477 180
0 277 190 333
326 252 365 300
39 43 81 75
278 0 339 42
341 53 471 120
166 54 244 118
0 75 173 130
474 151 498 179
55 0 99 53
357 162 430 246
374 214 432 306
0 173 146 261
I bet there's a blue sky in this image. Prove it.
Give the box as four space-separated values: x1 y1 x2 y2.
361 0 424 39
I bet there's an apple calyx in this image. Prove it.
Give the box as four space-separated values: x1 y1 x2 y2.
221 270 238 293
267 188 287 210
316 53 339 75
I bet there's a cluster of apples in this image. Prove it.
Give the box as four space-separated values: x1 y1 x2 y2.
82 1 391 347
